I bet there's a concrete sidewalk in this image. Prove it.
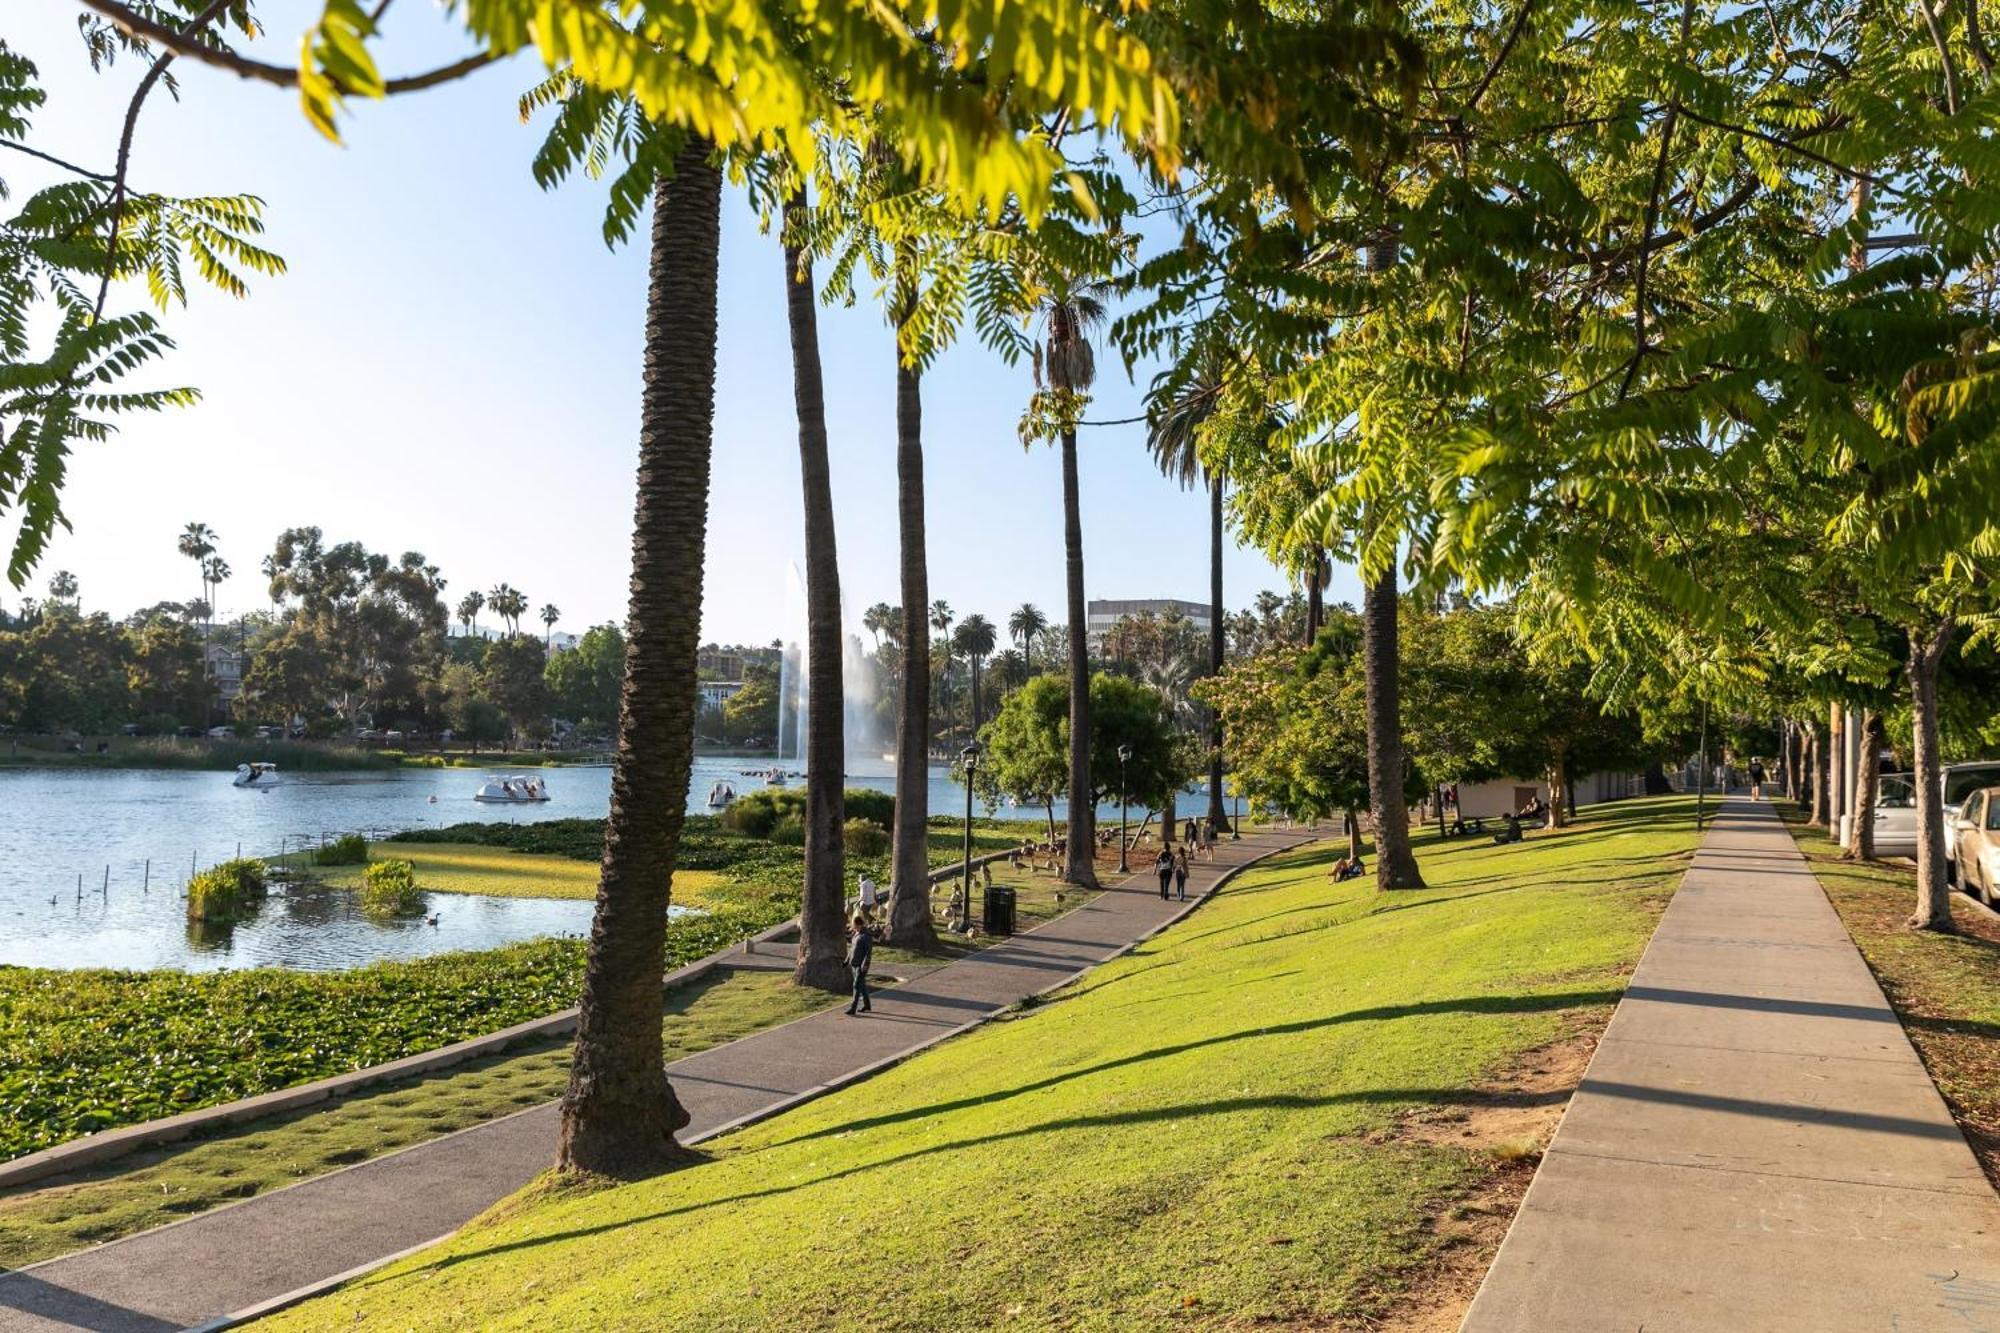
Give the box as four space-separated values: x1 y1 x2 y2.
1463 798 2000 1332
0 828 1310 1332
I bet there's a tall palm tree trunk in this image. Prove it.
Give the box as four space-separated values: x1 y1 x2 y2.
1364 561 1425 888
1061 427 1099 887
1206 475 1229 832
557 142 718 1177
1908 622 1954 930
783 191 848 991
887 351 938 949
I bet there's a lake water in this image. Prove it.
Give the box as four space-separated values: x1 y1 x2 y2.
0 756 1160 974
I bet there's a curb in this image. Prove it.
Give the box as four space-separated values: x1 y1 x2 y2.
0 917 802 1193
186 830 1320 1331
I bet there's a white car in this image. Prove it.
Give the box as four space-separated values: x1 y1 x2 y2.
1950 787 2000 908
1872 762 2000 868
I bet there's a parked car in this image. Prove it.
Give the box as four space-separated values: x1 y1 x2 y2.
176 725 201 739
1950 787 2000 908
119 723 141 737
1872 762 2000 866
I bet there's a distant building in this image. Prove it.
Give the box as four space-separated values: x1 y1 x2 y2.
698 679 745 712
1085 598 1212 647
697 644 779 682
204 642 245 705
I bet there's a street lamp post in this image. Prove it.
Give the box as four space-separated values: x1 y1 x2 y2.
959 741 982 932
1232 787 1242 840
1116 743 1131 873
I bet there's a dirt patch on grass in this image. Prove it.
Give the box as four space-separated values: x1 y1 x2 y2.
1356 1027 1603 1332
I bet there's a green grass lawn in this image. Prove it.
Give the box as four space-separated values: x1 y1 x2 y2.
0 969 835 1269
1779 807 2000 1183
266 795 1701 1332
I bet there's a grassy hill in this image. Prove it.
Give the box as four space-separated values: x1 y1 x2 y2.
266 796 1700 1331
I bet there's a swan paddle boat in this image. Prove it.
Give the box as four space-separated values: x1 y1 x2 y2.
233 762 279 788
474 776 550 804
707 780 738 808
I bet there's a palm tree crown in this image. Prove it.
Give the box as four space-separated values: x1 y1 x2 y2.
1008 602 1047 655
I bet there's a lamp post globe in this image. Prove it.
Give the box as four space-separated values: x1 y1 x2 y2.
959 742 982 932
1116 743 1132 873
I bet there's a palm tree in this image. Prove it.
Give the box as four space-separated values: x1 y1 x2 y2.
929 600 953 639
489 584 527 635
1029 275 1110 889
457 590 485 637
259 553 284 619
953 613 997 733
863 602 896 650
558 140 719 1177
781 185 848 992
887 250 938 951
1147 350 1234 832
178 522 216 643
1008 602 1046 658
540 603 561 649
46 569 77 610
203 556 231 638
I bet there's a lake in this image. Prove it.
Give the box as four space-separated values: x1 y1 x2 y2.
0 757 1162 973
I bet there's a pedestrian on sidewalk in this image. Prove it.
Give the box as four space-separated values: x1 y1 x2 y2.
844 914 875 1016
856 873 879 922
1173 847 1191 901
1155 847 1175 900
1748 758 1766 801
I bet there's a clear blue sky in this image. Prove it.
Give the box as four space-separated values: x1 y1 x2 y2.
12 3 1362 644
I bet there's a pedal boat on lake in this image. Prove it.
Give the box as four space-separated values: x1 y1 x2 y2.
474 776 550 803
232 762 279 788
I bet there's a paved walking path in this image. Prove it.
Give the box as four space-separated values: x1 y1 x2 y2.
0 828 1309 1332
1463 797 2000 1332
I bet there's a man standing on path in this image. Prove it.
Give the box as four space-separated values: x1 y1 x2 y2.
843 915 874 1016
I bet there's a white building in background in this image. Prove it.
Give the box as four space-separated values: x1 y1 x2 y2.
1085 598 1212 647
204 643 245 705
1446 771 1649 821
697 679 745 712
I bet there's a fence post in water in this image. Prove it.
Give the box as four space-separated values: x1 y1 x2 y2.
143 859 150 893
102 866 108 897
76 873 81 903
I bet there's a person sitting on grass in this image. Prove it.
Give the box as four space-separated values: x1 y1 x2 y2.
1492 811 1524 845
1330 852 1367 881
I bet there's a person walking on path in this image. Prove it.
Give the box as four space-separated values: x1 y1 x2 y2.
1173 847 1191 901
855 873 879 921
1748 758 1766 801
843 914 875 1016
1155 847 1176 900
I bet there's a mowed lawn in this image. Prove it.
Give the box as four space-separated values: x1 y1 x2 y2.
266 796 1701 1332
304 844 727 905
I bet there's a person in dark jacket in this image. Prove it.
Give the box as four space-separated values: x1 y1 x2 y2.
844 914 875 1016
1155 847 1176 900
1173 847 1191 901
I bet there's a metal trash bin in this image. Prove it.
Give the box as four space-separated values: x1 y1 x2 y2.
982 884 1017 935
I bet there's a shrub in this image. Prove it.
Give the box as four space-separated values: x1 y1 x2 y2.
843 788 895 831
769 815 806 847
186 858 268 923
360 860 425 918
315 834 369 866
723 787 893 840
843 818 889 856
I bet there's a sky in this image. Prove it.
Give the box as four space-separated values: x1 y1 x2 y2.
10 3 1364 645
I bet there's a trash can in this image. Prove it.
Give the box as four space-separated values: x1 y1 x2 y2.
983 884 1017 936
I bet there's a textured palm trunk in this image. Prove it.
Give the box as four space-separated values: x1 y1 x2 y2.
1909 623 1954 930
1060 426 1099 887
1206 476 1229 832
782 193 849 991
1363 562 1425 888
1845 710 1882 859
557 143 718 1177
887 350 938 950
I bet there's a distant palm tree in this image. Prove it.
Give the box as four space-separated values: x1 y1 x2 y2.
1147 347 1235 832
1008 602 1046 657
540 603 561 649
46 569 77 609
952 614 998 733
259 553 284 619
488 584 528 636
862 602 897 649
991 647 1028 690
178 522 216 643
202 556 231 637
929 600 953 638
457 590 485 637
1029 275 1110 889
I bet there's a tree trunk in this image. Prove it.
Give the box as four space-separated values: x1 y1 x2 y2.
1060 427 1099 888
887 346 938 950
1205 476 1230 832
1546 756 1569 828
557 144 717 1177
1826 701 1844 835
1845 710 1882 859
1305 550 1324 646
782 192 848 992
1809 720 1829 827
1364 562 1425 888
1909 622 1955 930
1346 808 1362 861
